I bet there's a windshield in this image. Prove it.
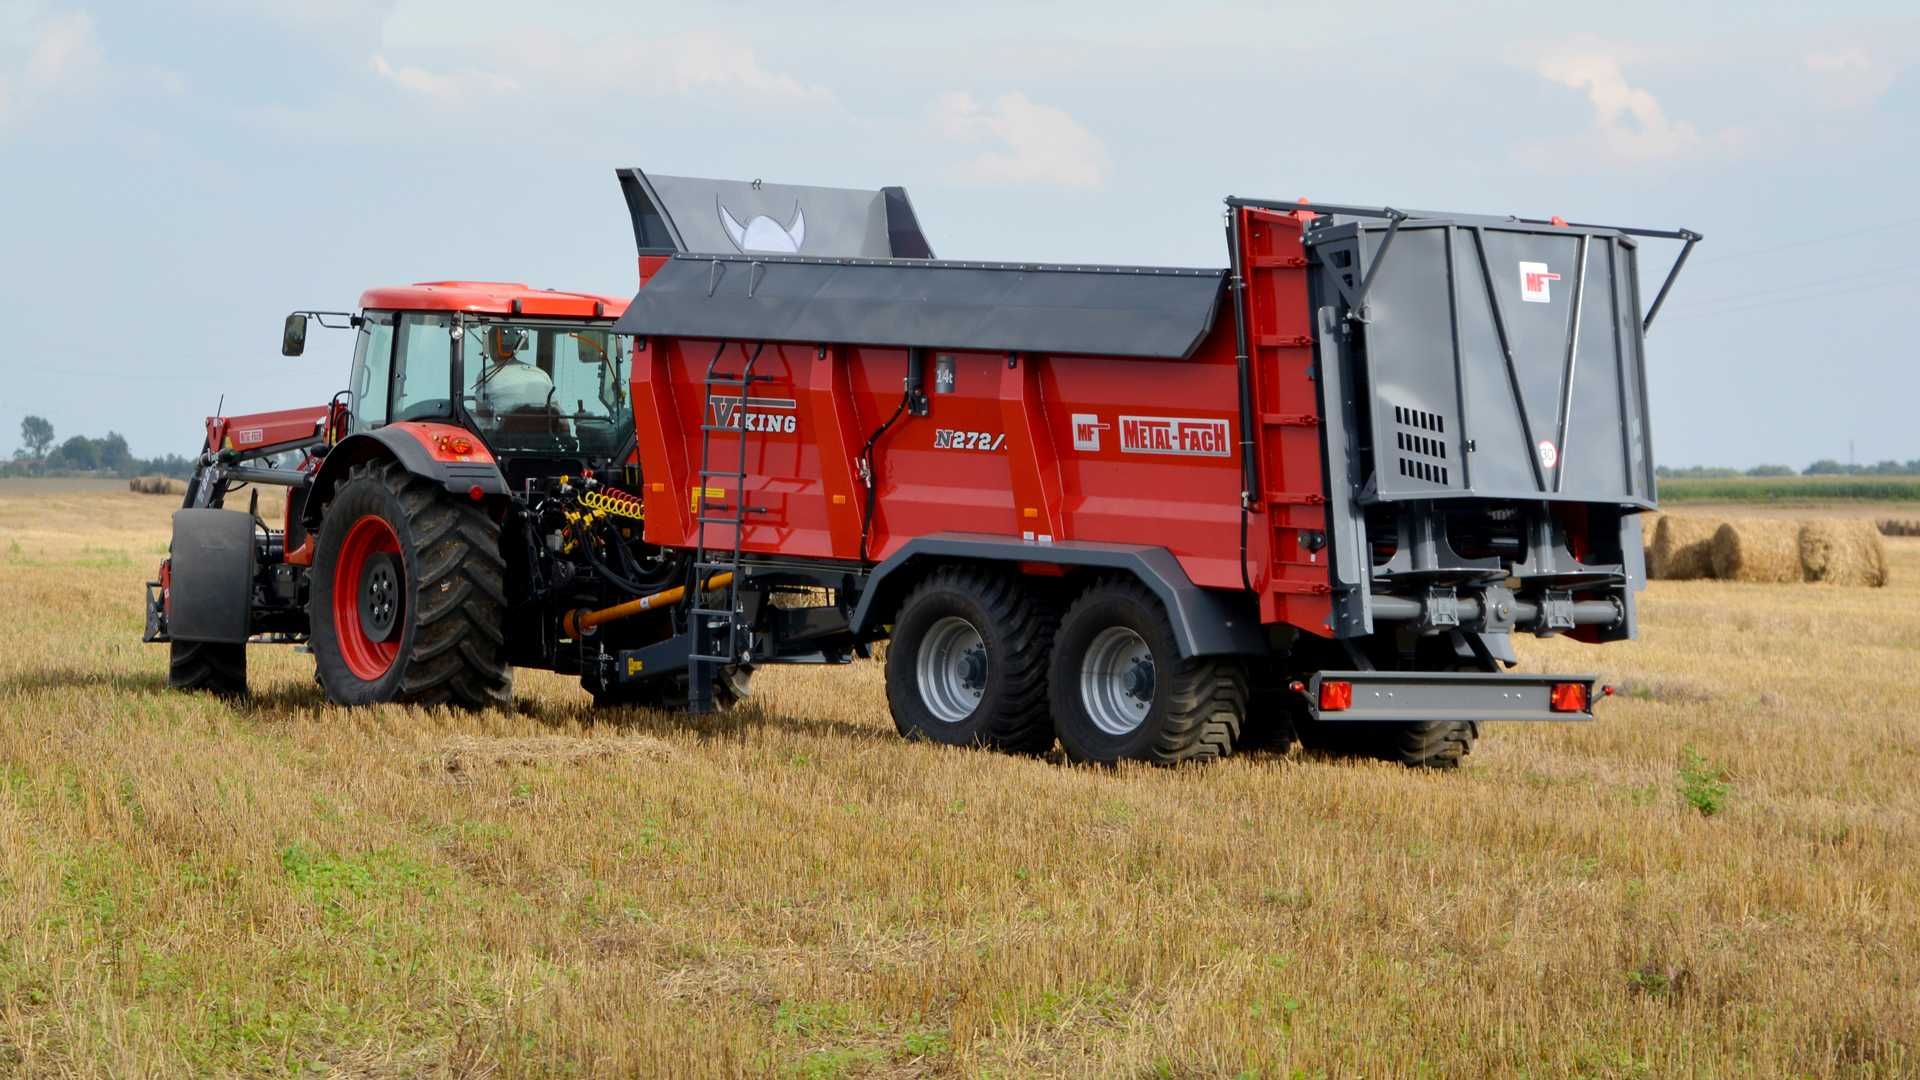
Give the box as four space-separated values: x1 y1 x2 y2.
458 318 633 458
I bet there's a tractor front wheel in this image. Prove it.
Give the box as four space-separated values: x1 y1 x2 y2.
309 461 511 708
168 640 247 698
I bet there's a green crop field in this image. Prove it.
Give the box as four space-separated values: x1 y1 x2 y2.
1657 474 1920 503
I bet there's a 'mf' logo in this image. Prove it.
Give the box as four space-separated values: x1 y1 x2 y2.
1519 261 1561 304
1070 413 1109 452
1118 416 1231 457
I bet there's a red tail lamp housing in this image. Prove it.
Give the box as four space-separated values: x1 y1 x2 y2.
1550 682 1590 713
1318 679 1353 712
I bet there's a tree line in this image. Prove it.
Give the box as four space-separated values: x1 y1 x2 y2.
7 416 195 478
1657 460 1920 479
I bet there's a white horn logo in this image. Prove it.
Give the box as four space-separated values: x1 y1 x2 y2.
718 198 806 254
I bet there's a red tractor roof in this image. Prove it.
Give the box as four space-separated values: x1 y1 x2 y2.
358 281 628 320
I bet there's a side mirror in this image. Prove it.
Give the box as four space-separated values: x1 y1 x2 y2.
281 313 309 357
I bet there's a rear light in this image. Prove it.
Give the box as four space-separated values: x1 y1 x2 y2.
1550 682 1590 713
1318 680 1352 712
468 485 486 501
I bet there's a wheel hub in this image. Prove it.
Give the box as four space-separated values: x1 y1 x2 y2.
331 512 405 682
1123 656 1155 703
959 646 987 692
1081 626 1155 736
359 552 401 641
917 615 987 723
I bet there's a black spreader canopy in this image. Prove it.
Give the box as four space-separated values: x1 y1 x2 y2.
614 254 1227 360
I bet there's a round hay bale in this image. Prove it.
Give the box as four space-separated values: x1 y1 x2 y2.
1710 520 1803 583
1650 515 1719 580
127 475 182 496
1799 519 1890 588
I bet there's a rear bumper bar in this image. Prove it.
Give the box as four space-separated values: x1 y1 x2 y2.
1305 670 1598 723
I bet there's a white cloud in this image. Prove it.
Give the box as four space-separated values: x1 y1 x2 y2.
0 8 104 127
930 91 1110 190
1804 47 1895 107
1532 49 1736 164
371 54 516 99
369 30 830 110
651 31 833 101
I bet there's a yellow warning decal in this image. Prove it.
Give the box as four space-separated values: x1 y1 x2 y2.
689 486 725 512
626 656 644 677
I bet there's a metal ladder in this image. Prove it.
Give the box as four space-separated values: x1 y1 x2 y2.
686 341 765 712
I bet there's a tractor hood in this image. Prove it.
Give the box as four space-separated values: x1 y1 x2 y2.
618 168 935 260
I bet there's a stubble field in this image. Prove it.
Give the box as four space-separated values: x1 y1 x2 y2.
0 481 1916 1077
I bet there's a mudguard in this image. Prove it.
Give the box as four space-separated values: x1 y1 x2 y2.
850 533 1267 659
168 509 255 643
304 423 509 527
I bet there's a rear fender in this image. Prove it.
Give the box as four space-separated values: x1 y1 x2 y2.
305 424 509 526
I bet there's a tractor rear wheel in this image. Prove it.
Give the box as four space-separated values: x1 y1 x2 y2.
884 566 1056 753
1048 580 1245 765
168 640 247 698
309 461 511 708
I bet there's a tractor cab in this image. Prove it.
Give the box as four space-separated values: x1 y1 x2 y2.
326 281 633 488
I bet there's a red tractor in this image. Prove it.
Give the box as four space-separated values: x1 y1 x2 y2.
148 281 644 705
149 169 1696 768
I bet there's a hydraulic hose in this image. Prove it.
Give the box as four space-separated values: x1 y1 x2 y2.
856 385 913 564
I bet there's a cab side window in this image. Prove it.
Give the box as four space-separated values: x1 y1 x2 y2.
391 314 454 422
349 313 395 432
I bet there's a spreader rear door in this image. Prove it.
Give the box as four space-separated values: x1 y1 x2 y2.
1311 218 1656 507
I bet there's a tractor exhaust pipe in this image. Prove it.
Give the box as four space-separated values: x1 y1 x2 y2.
562 573 734 639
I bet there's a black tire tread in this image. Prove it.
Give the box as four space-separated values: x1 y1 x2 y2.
1058 580 1245 765
1297 715 1479 769
168 640 247 698
314 461 512 709
891 565 1057 753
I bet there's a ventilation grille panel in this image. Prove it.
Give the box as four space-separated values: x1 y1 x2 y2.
1392 404 1451 486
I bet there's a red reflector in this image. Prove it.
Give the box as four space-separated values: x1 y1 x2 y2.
1318 680 1353 712
1288 680 1306 695
468 485 485 501
1550 682 1589 712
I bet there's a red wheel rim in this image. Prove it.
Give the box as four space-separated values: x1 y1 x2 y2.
332 513 404 681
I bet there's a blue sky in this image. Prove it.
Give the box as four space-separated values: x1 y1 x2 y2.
2 0 1915 467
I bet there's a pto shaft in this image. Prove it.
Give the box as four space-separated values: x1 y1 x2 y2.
563 572 734 638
